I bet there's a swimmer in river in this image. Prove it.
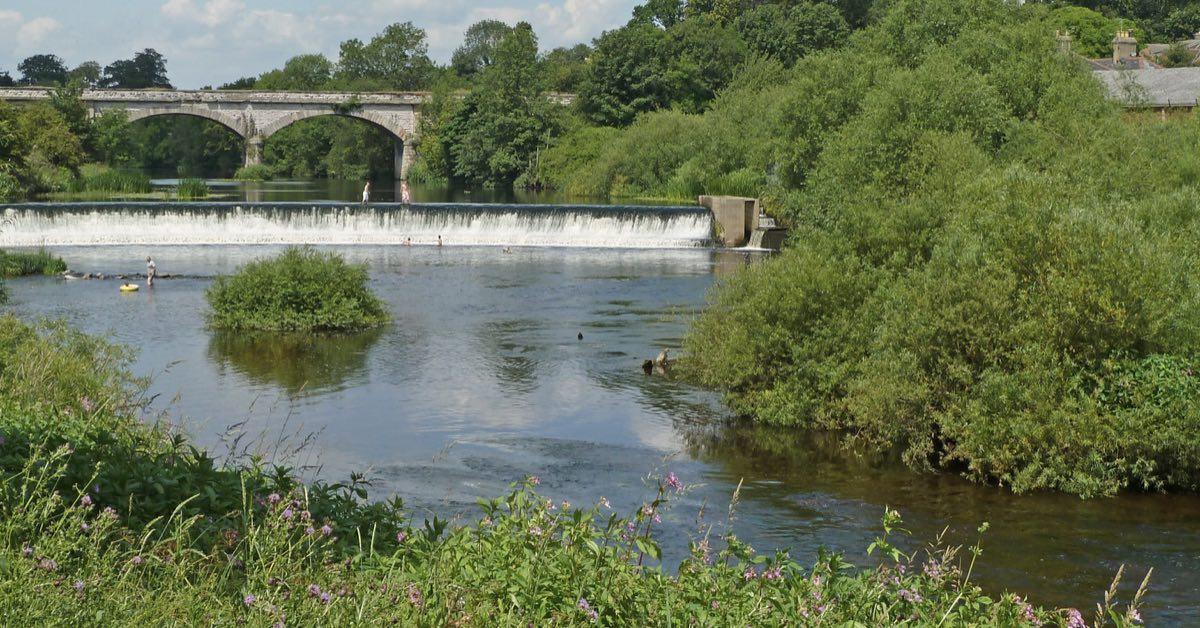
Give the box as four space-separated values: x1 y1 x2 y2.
146 256 156 287
437 235 443 247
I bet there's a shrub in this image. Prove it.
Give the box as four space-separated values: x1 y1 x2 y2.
206 247 390 332
233 164 274 181
0 249 68 277
175 177 209 199
64 168 152 195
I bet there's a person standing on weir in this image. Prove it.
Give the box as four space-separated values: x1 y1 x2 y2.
362 181 371 205
146 256 157 287
401 180 411 204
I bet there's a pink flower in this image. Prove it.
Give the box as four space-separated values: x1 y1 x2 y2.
1067 608 1087 628
320 524 333 536
666 472 683 491
528 475 541 486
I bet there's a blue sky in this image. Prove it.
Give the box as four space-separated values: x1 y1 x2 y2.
0 0 638 88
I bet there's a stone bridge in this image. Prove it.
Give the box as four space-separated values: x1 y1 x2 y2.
0 87 424 179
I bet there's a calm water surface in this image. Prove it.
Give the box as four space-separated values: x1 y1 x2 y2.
4 245 1199 622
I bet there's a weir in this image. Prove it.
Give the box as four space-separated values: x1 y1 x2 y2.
0 202 713 249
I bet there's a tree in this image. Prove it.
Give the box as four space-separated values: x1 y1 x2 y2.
257 54 333 90
736 2 850 66
17 54 68 86
452 20 515 79
441 23 561 184
101 49 171 89
69 61 102 87
579 23 673 126
16 103 84 170
219 77 257 90
1159 41 1197 67
335 22 434 90
91 110 134 165
1161 5 1200 39
1047 7 1143 58
0 72 13 87
631 0 686 28
540 44 591 92
663 16 747 113
49 81 92 149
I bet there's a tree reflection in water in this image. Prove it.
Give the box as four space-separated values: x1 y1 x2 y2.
208 328 384 394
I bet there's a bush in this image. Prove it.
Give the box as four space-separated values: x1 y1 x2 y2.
206 247 390 332
175 177 209 199
233 164 274 181
0 249 67 277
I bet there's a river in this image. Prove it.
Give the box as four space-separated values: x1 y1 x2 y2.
2 186 1198 622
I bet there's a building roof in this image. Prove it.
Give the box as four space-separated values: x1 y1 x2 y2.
1093 67 1200 108
1087 57 1160 71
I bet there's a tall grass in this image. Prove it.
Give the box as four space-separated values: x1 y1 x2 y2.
0 248 67 278
64 169 152 194
175 178 209 199
233 164 274 181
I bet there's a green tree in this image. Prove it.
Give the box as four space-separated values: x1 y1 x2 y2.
257 54 334 90
579 23 672 126
0 72 13 87
218 77 257 90
1159 41 1197 67
662 16 747 113
335 22 434 90
736 2 851 66
91 110 134 165
16 103 84 171
441 23 561 185
100 49 171 89
1047 6 1143 58
49 81 93 150
540 44 591 92
631 0 686 27
68 61 102 87
1161 5 1200 39
17 54 68 86
451 20 515 79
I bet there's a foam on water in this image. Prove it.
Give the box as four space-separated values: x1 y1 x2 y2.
1 202 713 248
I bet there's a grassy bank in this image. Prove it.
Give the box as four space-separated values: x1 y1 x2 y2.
0 315 1148 625
0 249 67 278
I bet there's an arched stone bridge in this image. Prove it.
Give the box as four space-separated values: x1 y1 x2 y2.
0 88 425 179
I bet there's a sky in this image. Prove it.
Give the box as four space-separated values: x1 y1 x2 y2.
0 0 639 88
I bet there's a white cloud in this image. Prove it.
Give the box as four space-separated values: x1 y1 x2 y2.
18 16 62 47
161 0 245 27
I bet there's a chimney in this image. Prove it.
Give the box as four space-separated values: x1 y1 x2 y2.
1112 30 1137 64
1055 30 1073 54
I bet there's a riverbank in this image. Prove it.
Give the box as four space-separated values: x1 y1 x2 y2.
0 314 1141 625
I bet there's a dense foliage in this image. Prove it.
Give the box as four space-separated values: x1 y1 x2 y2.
205 247 390 332
0 315 1147 625
656 0 1200 497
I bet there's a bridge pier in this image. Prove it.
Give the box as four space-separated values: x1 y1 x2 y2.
245 136 264 168
395 138 415 181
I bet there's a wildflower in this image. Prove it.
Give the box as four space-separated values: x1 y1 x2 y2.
1128 608 1142 624
763 566 783 581
267 493 282 505
546 499 556 511
92 484 100 494
743 567 757 580
406 583 424 608
38 558 57 571
281 508 293 520
73 580 84 592
80 522 89 532
81 494 93 507
561 500 571 510
307 584 321 598
22 543 32 558
130 555 143 566
319 591 332 604
641 504 654 517
924 559 943 580
244 594 256 606
528 475 541 486
102 506 118 520
300 510 311 522
653 513 661 524
530 526 543 536
481 517 493 526
578 598 598 623
396 531 407 543
305 527 315 536
816 604 828 615
321 524 333 536
599 497 611 509
666 472 683 492
899 589 922 603
81 397 94 412
1067 608 1087 628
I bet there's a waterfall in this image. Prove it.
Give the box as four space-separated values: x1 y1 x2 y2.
1 202 713 248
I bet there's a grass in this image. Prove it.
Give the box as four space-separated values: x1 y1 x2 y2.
0 317 1152 626
64 166 152 195
233 164 274 181
206 247 390 332
0 248 67 278
175 178 209 199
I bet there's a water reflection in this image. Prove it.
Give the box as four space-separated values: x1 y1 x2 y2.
208 328 384 394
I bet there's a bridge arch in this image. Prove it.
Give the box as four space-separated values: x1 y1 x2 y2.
258 110 415 179
120 106 249 139
258 110 409 142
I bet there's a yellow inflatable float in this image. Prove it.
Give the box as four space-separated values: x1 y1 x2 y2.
119 283 140 292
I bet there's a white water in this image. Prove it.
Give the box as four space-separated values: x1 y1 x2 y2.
1 203 713 249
